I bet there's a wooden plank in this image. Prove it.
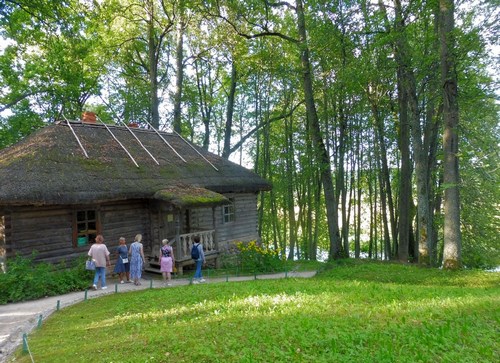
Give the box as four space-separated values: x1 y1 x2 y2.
10 207 69 219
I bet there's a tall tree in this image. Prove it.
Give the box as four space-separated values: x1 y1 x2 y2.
295 0 342 258
222 59 238 159
439 0 461 268
172 0 186 133
0 0 104 125
105 0 177 128
1 0 497 268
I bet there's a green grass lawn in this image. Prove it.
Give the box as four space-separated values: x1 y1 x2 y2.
12 260 499 362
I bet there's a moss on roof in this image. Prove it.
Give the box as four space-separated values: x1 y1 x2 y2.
154 186 229 208
0 122 271 206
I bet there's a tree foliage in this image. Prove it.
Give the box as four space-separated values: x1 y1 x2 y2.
0 0 498 268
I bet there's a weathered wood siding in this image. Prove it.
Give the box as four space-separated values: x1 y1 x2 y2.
1 213 7 272
1 192 262 268
2 200 154 265
3 206 75 264
99 200 152 256
190 193 260 250
217 193 260 246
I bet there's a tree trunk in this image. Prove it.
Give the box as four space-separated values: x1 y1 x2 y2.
378 0 412 262
285 116 298 260
172 0 185 133
368 163 375 259
355 141 362 259
440 0 462 269
397 72 411 262
337 113 348 256
376 146 391 260
194 59 213 149
147 0 160 128
222 60 237 159
393 0 432 265
295 0 341 259
370 100 397 257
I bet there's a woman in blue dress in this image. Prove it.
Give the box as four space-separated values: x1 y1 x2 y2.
129 234 145 285
113 237 130 283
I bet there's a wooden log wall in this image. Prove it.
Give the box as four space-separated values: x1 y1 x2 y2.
217 193 260 246
190 193 260 250
2 200 153 267
0 213 6 272
4 206 76 265
100 200 152 256
1 193 262 268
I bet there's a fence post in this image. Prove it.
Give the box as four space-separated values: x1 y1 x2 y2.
37 314 43 329
56 300 61 311
22 333 28 353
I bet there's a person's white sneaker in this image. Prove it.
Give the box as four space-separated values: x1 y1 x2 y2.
101 286 108 290
200 278 206 283
92 284 97 290
192 280 200 284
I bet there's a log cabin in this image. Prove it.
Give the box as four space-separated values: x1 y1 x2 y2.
0 118 271 274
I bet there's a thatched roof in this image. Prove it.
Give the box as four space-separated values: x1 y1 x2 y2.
0 122 271 207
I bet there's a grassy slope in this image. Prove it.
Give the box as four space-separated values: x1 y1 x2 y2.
12 260 499 363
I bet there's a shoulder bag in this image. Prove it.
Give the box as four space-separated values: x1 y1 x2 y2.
86 259 96 270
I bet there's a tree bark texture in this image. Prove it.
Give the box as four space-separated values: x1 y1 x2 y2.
147 0 160 128
393 0 432 265
173 1 185 134
440 0 462 269
296 0 342 259
222 61 237 159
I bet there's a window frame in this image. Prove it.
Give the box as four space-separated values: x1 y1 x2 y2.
73 208 100 248
222 198 235 224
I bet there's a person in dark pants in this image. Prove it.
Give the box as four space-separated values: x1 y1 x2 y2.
192 235 205 284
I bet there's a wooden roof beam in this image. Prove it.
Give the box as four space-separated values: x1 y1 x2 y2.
62 114 89 158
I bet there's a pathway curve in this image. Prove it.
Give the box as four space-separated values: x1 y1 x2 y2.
0 270 316 362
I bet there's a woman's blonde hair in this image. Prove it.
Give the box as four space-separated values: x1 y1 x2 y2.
161 239 169 245
135 234 142 242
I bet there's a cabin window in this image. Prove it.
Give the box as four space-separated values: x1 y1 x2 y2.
222 198 235 223
74 209 98 247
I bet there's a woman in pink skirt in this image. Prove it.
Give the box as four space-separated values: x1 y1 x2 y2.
159 239 175 286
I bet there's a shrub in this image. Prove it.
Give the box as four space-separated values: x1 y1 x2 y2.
236 240 285 273
0 253 91 304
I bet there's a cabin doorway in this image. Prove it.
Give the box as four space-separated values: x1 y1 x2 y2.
162 212 176 241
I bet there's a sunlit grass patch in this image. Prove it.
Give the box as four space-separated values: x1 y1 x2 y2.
12 261 499 363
